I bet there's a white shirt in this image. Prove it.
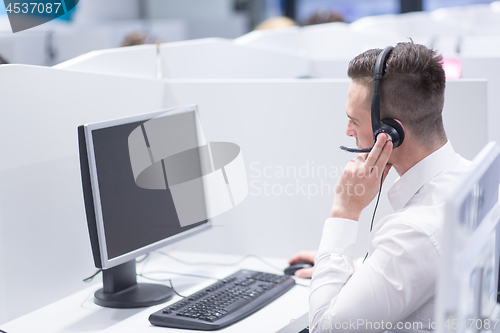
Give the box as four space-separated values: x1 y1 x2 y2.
309 142 472 333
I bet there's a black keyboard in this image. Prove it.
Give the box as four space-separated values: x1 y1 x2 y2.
149 270 295 330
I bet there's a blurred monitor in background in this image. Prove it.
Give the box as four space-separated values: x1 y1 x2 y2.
0 54 9 64
255 16 296 30
304 9 345 25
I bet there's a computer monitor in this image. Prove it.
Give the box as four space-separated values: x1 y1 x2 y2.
436 142 500 332
78 105 211 308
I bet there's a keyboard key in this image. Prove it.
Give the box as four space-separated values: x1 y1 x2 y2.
224 298 249 312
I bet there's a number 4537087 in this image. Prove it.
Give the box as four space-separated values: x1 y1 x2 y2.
6 3 62 14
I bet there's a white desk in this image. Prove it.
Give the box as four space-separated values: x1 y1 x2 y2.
2 251 310 333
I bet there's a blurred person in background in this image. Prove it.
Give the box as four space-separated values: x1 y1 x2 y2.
121 32 162 47
255 16 296 30
304 9 345 25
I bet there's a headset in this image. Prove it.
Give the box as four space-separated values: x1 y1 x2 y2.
340 46 405 153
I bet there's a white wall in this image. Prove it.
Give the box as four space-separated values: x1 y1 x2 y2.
50 28 112 65
148 19 188 44
145 0 233 20
233 27 302 55
0 33 47 66
144 0 248 40
0 65 165 324
303 23 403 58
186 16 249 40
461 35 500 56
0 34 16 63
72 0 141 23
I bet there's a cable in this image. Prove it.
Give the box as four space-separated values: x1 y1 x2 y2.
83 269 102 282
82 268 217 298
136 253 150 263
137 274 187 298
139 270 221 281
157 252 283 273
362 170 385 264
137 270 222 298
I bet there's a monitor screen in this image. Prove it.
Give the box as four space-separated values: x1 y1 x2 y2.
92 120 206 260
79 105 211 270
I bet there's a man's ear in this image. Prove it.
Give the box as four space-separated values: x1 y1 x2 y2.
389 118 405 147
394 119 404 132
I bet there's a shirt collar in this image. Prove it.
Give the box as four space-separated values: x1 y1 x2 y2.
388 141 458 211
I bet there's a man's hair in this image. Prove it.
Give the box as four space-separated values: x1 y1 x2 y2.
347 41 447 147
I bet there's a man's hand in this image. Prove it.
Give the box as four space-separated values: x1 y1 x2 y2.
331 134 393 221
288 251 317 278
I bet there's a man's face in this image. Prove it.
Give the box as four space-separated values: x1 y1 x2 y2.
345 81 373 149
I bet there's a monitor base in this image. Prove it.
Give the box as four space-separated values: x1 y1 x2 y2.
95 283 174 308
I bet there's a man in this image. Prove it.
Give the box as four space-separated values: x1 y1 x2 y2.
289 42 471 332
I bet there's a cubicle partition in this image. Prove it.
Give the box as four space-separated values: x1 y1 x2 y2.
54 39 311 80
0 219 5 324
159 38 309 79
309 57 350 78
163 78 351 259
54 44 159 79
0 64 165 324
461 57 500 145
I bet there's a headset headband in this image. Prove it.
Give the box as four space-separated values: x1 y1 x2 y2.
371 46 394 140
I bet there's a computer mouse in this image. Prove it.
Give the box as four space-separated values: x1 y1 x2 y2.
284 262 314 276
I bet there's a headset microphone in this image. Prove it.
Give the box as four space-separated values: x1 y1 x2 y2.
340 145 372 153
340 46 405 153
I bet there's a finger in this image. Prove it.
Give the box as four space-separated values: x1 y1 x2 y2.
359 152 369 160
364 133 388 171
373 140 393 178
288 252 313 264
295 267 314 279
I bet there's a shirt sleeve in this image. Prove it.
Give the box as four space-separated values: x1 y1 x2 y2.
309 217 440 332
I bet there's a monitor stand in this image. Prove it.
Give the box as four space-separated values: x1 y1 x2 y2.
94 260 174 308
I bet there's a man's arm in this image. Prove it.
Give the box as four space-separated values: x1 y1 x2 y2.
309 218 440 332
309 134 439 332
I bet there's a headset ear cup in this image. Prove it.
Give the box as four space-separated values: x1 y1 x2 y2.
381 118 405 148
